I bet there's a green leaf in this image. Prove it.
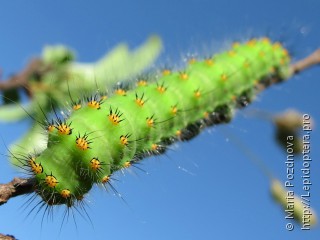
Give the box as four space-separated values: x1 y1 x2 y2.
42 45 75 65
0 100 36 122
9 122 47 167
68 35 163 92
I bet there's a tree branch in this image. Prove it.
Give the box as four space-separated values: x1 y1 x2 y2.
0 58 51 98
0 233 17 240
0 177 35 206
0 47 319 240
0 48 319 205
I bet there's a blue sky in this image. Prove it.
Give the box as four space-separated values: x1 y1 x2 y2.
0 0 319 239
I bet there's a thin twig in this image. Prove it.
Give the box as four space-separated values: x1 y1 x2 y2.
290 48 320 75
0 58 50 97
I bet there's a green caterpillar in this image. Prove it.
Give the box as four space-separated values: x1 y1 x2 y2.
21 38 290 208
